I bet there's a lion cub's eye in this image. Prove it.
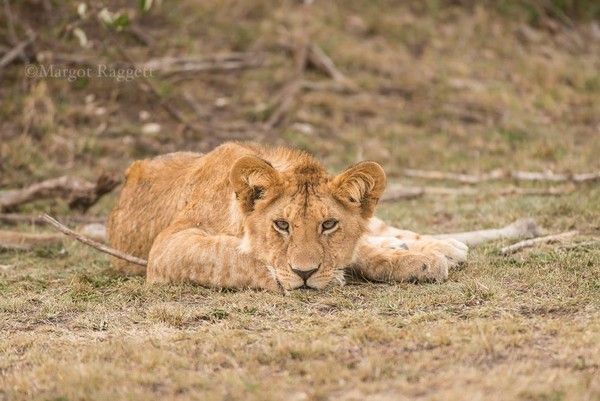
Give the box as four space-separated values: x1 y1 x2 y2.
273 219 290 233
321 219 338 233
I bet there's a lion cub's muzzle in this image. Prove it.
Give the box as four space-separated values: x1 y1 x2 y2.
289 263 321 289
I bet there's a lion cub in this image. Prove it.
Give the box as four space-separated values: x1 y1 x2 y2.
107 142 467 292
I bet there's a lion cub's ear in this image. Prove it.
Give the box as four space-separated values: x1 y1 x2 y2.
330 161 386 218
230 156 282 213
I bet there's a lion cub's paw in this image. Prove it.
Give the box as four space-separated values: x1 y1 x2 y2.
405 237 468 269
385 249 449 283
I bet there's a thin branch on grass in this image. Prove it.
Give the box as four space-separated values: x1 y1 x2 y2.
0 37 33 70
381 184 572 202
127 25 153 46
41 214 147 266
511 171 600 183
264 38 309 130
0 174 120 212
433 218 541 246
0 230 63 251
306 44 357 90
403 169 505 184
142 52 265 74
500 230 579 255
2 0 18 45
403 169 600 184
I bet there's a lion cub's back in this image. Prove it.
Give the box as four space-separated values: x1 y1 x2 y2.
107 152 203 273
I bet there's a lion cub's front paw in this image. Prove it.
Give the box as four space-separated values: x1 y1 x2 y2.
404 237 468 269
387 249 449 283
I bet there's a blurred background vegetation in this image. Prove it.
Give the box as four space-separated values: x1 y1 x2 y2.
0 0 598 203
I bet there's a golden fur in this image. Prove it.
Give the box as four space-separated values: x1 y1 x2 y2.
107 142 468 292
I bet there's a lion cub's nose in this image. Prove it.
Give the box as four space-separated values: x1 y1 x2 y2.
291 267 319 282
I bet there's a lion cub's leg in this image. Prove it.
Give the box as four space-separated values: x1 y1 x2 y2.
350 239 449 283
368 217 469 269
147 227 282 292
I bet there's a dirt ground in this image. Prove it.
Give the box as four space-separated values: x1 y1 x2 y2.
1 1 599 400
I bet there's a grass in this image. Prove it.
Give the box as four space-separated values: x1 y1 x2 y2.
1 1 599 400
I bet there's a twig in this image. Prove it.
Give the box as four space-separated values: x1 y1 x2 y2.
381 184 572 202
0 213 105 226
3 0 18 45
0 230 63 251
307 44 356 90
264 38 309 130
0 37 33 70
434 218 541 246
403 169 504 184
142 53 265 74
403 169 600 184
511 171 600 183
41 214 147 266
500 230 579 255
0 174 120 212
127 25 153 46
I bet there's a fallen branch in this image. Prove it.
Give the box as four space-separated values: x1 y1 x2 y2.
0 174 120 212
403 169 504 184
142 52 265 74
381 184 572 202
433 218 541 246
511 171 600 183
41 214 147 266
0 230 63 251
306 44 357 90
500 230 579 255
0 213 105 226
264 37 309 130
403 169 600 184
0 37 33 70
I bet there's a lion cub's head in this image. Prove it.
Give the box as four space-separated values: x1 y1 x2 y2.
230 155 386 290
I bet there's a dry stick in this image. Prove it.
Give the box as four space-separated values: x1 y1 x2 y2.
264 38 309 130
433 218 541 246
381 184 572 202
127 25 153 47
512 171 600 183
403 169 600 184
0 174 120 212
41 214 147 266
0 37 33 69
142 53 264 74
403 169 505 184
2 0 18 45
500 230 579 255
307 44 357 90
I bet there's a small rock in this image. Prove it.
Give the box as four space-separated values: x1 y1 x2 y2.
214 97 229 108
142 122 162 135
139 110 150 121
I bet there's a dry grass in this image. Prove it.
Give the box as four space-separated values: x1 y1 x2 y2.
1 1 599 400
